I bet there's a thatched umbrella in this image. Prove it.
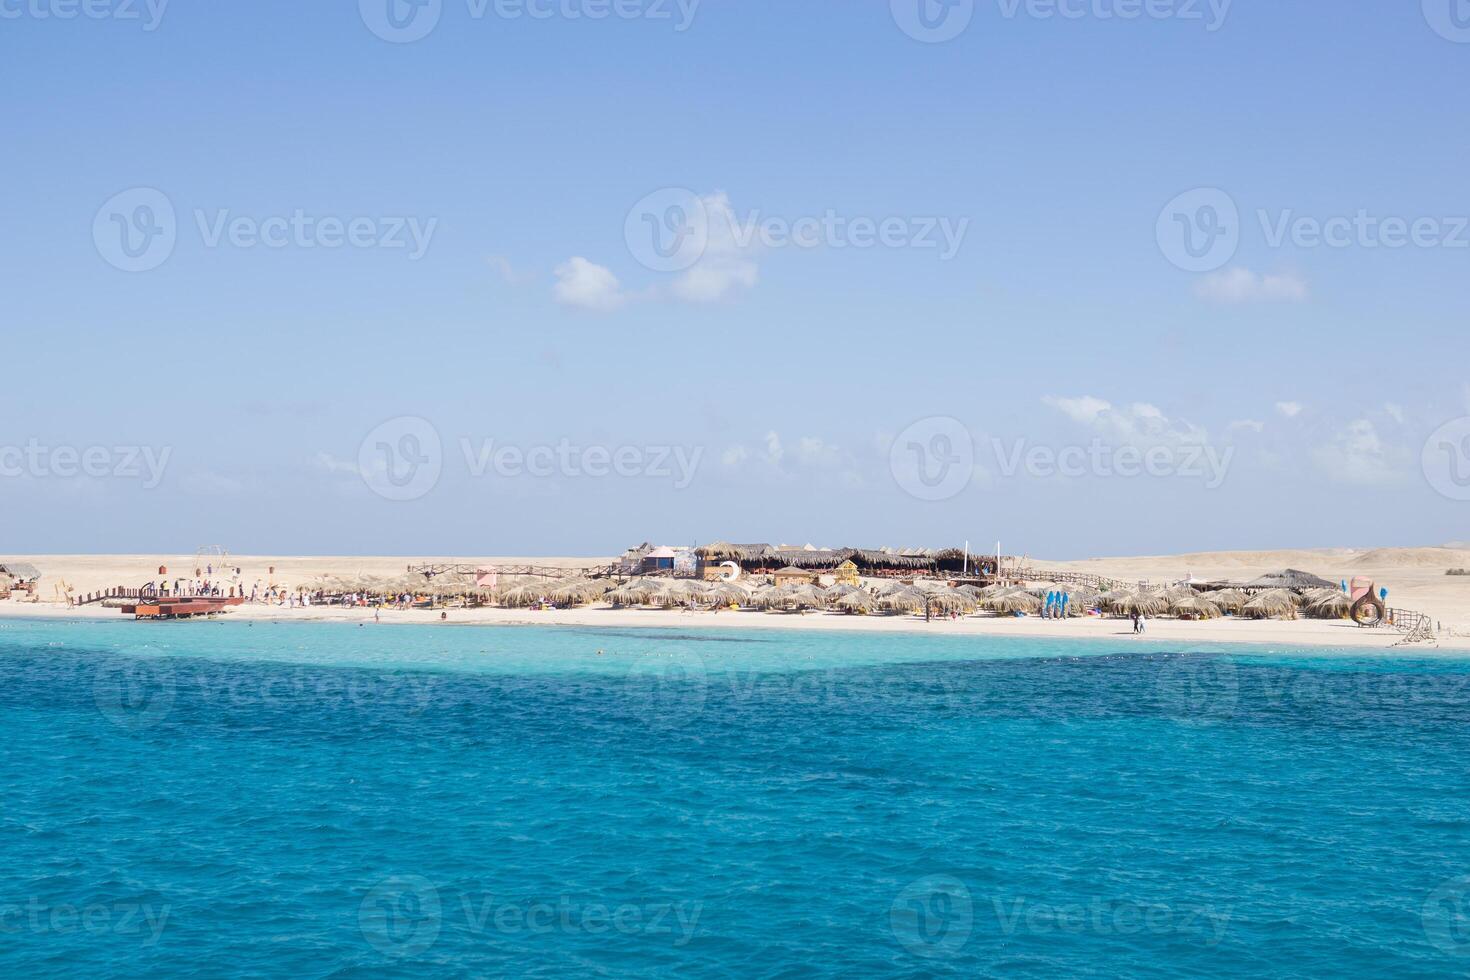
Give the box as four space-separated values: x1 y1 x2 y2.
1108 591 1168 617
1169 595 1222 620
1159 586 1200 602
927 590 978 615
835 591 877 614
984 590 1043 615
1306 591 1353 620
1200 589 1248 614
877 588 928 615
699 582 747 607
497 583 546 608
1243 588 1299 620
545 578 604 605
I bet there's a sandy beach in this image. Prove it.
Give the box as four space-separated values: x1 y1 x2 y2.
4 546 1470 651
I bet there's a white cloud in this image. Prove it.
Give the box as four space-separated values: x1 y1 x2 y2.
553 257 627 312
1384 402 1406 424
668 192 760 303
1042 395 1207 446
1311 418 1409 485
1275 401 1303 418
1194 268 1308 304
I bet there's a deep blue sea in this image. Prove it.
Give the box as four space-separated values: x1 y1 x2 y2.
2 618 1470 978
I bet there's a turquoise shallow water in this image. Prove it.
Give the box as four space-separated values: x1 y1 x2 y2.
3 618 1470 977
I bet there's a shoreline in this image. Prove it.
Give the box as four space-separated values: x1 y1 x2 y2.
2 601 1464 653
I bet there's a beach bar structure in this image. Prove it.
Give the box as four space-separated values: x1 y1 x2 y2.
0 561 41 597
691 543 1005 581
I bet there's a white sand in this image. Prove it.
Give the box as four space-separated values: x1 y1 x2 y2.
3 548 1469 651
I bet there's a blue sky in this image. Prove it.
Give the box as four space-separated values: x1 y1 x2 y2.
3 0 1468 557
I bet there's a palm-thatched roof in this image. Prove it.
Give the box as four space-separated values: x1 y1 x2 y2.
1107 591 1168 617
835 591 878 614
0 562 41 582
1200 588 1248 613
1169 595 1222 620
1305 591 1353 619
877 588 928 614
1246 569 1336 590
984 589 1043 615
1243 588 1300 619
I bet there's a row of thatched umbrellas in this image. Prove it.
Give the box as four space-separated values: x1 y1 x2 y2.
305 573 1356 621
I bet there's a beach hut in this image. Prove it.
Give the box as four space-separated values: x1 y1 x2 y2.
832 559 860 587
641 547 678 575
1246 569 1337 590
772 566 816 587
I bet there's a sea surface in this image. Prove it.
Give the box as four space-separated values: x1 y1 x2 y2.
2 617 1469 977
